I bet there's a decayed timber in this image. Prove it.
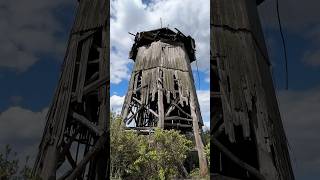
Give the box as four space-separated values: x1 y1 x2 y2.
33 0 109 179
121 28 208 177
211 0 294 179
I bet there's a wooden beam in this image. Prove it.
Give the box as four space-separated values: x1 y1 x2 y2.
190 96 208 177
124 127 155 131
212 137 266 180
83 76 108 95
86 72 99 85
132 97 159 117
172 102 192 118
65 135 107 180
165 116 192 122
157 74 164 128
165 98 180 117
71 112 103 136
71 76 108 102
66 150 77 168
125 105 144 125
88 59 99 64
164 123 192 128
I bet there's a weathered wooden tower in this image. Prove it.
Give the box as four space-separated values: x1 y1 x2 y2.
33 0 109 179
121 28 208 176
211 0 294 179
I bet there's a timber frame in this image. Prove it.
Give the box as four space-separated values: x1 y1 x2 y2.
33 0 109 179
211 0 294 180
121 28 208 177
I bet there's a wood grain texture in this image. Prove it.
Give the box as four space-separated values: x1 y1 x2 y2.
211 0 294 179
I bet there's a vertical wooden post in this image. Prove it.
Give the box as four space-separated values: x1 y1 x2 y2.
157 68 165 128
190 96 208 177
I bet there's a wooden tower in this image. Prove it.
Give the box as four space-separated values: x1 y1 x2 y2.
33 0 109 179
121 28 208 176
211 0 294 179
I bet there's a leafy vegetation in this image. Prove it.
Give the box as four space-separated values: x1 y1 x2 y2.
110 114 209 179
0 115 210 179
0 145 37 180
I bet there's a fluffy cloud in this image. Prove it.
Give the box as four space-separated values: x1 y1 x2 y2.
0 0 75 72
196 90 210 128
0 106 48 163
277 87 320 178
110 95 125 114
110 0 210 84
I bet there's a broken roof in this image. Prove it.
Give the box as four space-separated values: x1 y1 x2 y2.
129 27 196 63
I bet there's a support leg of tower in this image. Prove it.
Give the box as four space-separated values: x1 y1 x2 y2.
190 96 208 177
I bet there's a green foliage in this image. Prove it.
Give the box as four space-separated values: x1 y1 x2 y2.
110 115 193 179
110 115 142 178
0 145 18 179
0 145 38 180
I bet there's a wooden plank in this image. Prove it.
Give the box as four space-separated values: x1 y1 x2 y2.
65 135 107 180
75 36 93 102
73 0 108 32
157 69 164 128
71 112 103 136
212 137 265 180
164 123 192 128
190 96 208 177
165 116 192 122
211 0 294 179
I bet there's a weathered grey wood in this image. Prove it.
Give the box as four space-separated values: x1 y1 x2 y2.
212 137 266 180
172 102 192 118
157 87 165 128
65 135 107 180
121 28 208 177
190 95 208 177
211 0 294 179
165 116 192 122
164 123 192 128
33 0 109 179
71 112 102 136
76 37 93 102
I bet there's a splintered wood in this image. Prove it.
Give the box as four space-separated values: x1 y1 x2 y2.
121 28 208 177
211 0 294 179
33 0 109 179
124 41 194 109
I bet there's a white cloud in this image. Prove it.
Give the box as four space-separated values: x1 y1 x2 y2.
110 95 125 114
0 106 48 164
0 0 75 72
196 90 210 128
277 87 320 177
0 106 47 141
110 0 210 84
110 49 131 84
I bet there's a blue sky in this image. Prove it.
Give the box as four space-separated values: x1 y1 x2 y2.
0 0 319 179
110 0 211 128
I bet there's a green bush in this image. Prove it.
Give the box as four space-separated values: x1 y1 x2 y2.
110 115 193 179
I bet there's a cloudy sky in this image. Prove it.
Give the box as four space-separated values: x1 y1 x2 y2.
109 0 210 127
0 0 319 179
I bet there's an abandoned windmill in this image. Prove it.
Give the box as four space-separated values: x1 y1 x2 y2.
121 28 208 176
33 0 109 179
211 0 294 180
